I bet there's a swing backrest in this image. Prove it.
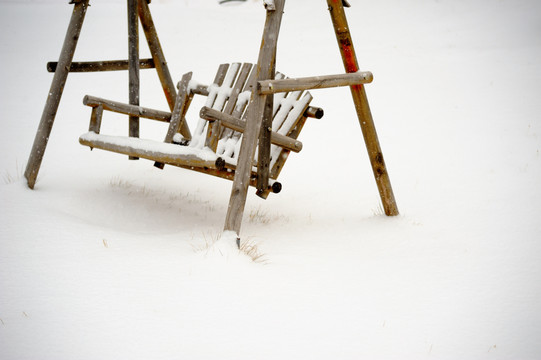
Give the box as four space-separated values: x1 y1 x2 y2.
184 62 317 179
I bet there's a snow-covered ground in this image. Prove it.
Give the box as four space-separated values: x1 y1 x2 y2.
1 0 540 359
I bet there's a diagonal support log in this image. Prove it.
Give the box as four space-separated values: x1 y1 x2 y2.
327 0 399 216
223 0 285 242
138 0 192 140
24 0 90 189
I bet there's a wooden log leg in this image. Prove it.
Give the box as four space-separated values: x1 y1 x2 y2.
256 94 274 196
224 94 266 241
223 0 285 243
128 0 140 160
89 104 103 134
138 0 192 140
24 0 90 189
327 0 399 216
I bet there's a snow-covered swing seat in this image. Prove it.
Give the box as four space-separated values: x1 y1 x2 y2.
79 62 324 198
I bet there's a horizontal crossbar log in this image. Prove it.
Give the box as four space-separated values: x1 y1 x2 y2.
47 58 155 73
199 106 303 153
257 71 373 94
83 95 171 122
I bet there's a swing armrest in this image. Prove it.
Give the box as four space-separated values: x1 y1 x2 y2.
83 95 171 122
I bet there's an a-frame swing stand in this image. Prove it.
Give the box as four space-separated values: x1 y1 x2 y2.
24 0 191 187
25 0 399 244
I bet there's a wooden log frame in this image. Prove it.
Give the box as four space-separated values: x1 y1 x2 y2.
221 0 399 245
24 0 189 188
47 58 155 73
137 0 191 140
258 71 373 94
128 0 140 159
28 0 399 248
89 104 103 134
167 63 323 194
153 71 195 169
24 0 90 189
255 81 274 194
327 0 399 216
223 0 285 239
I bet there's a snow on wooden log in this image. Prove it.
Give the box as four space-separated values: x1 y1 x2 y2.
163 72 193 144
257 71 373 94
79 132 221 169
83 95 171 122
208 63 253 152
263 0 276 10
217 63 256 154
206 63 243 150
190 64 229 148
187 80 209 96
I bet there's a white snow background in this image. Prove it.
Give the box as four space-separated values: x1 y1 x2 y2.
1 0 540 359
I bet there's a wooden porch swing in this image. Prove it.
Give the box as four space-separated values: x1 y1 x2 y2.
78 62 331 199
25 0 399 245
